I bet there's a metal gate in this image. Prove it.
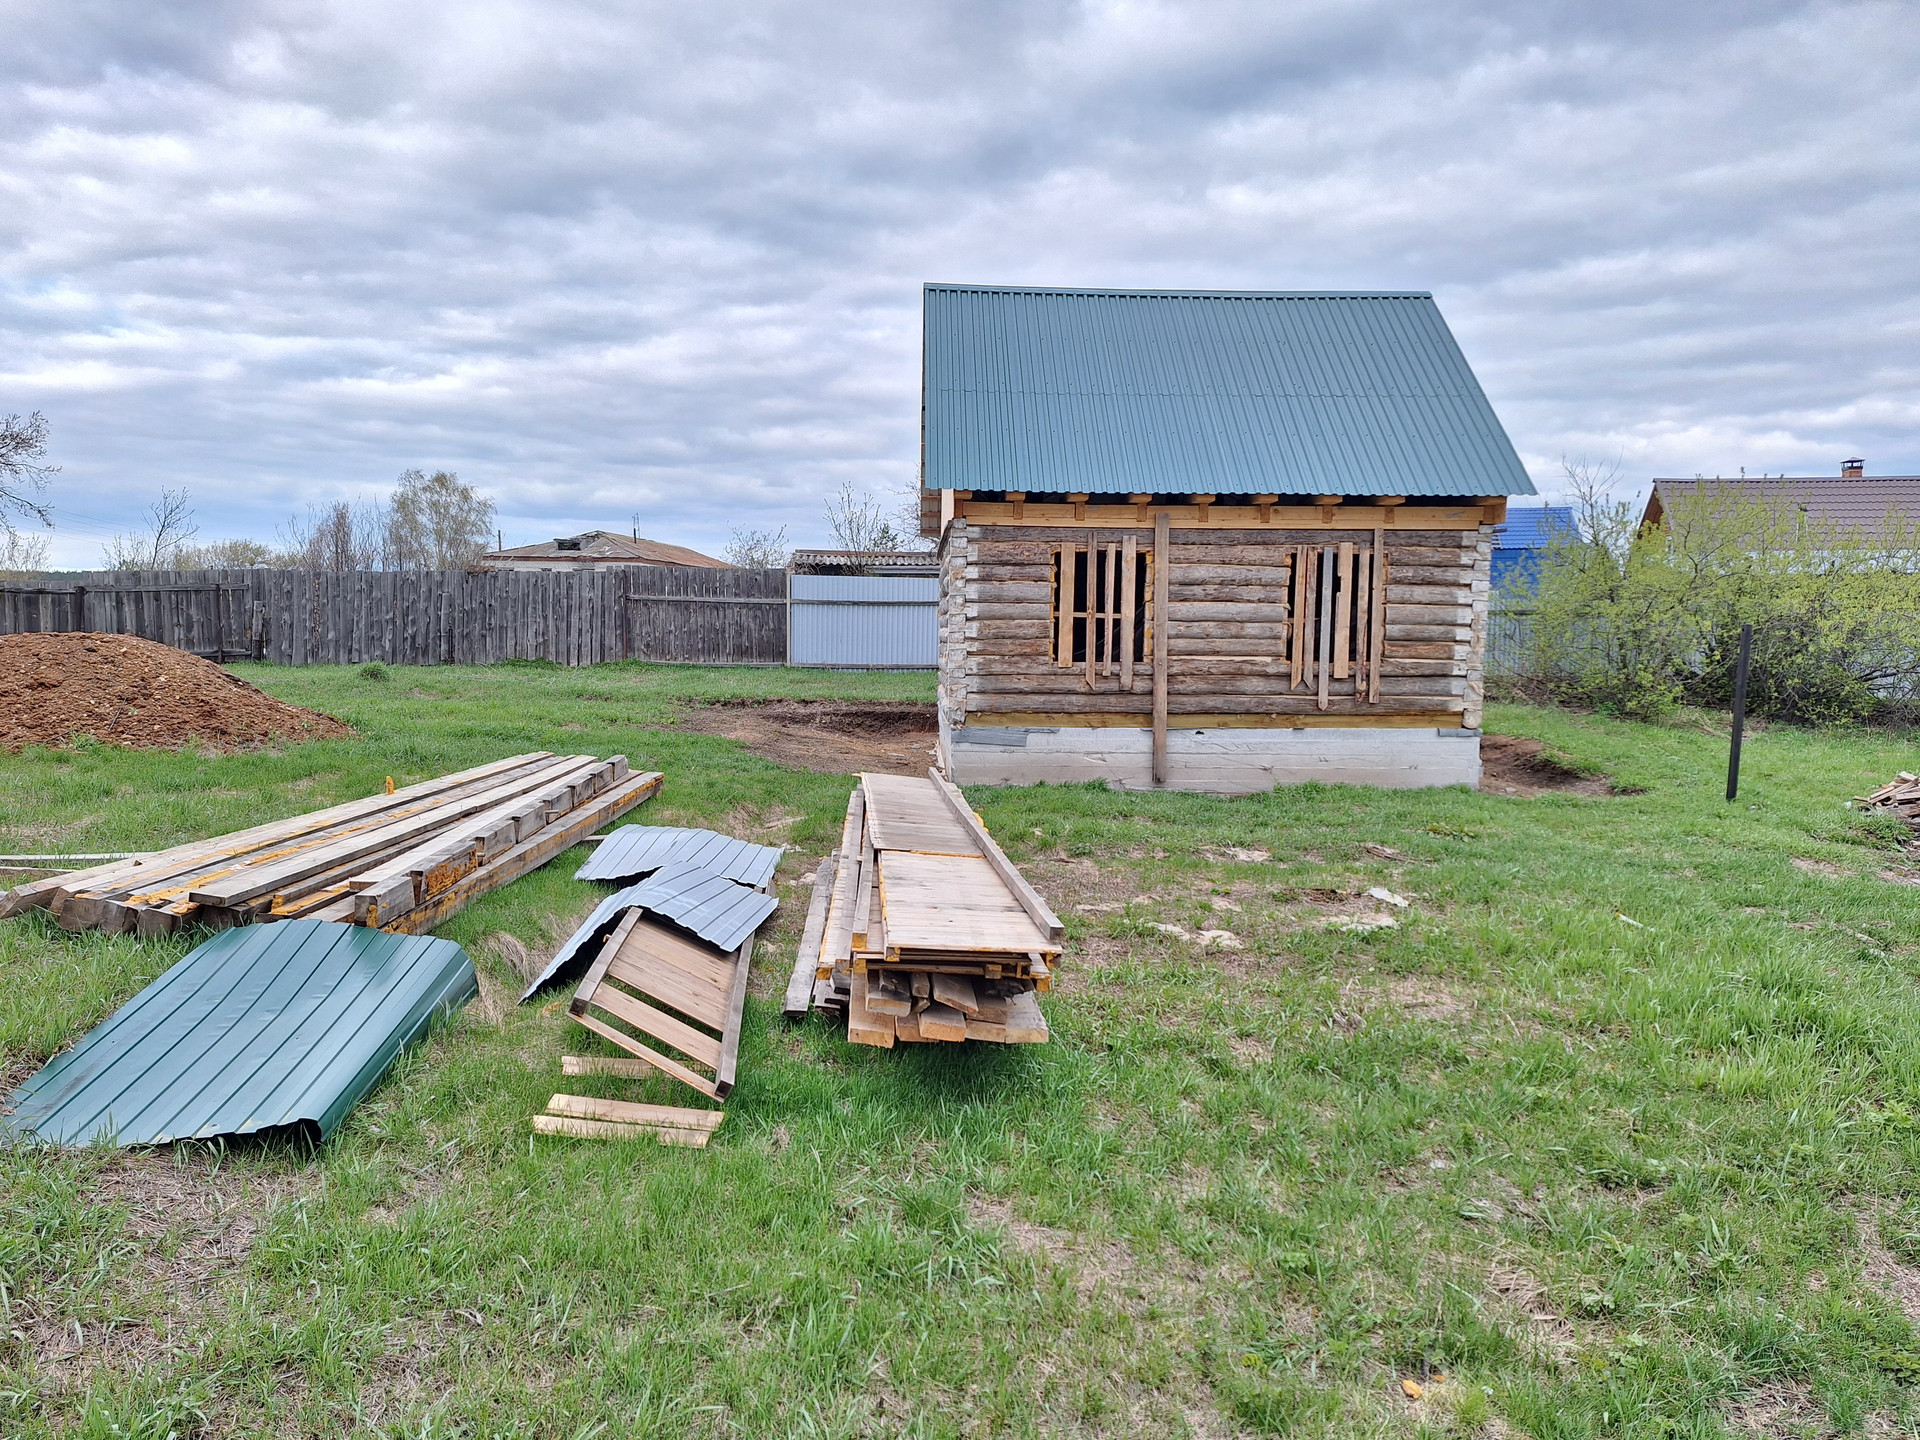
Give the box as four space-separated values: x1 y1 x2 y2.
786 575 938 668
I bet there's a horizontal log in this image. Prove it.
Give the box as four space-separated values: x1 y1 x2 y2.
1384 604 1473 624
1168 622 1291 640
971 581 1052 604
1382 565 1480 586
1379 658 1470 677
961 503 1491 531
1385 624 1473 642
1168 585 1291 603
1167 602 1291 622
1385 584 1473 605
967 692 1464 716
970 564 1054 584
971 640 1055 660
1169 637 1289 655
1165 563 1290 584
969 619 1053 640
1385 641 1470 660
968 527 1476 552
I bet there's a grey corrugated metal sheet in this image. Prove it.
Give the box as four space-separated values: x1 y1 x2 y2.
576 826 783 887
1647 477 1920 538
923 284 1535 498
620 862 778 953
522 864 779 999
789 575 938 668
3 922 473 1147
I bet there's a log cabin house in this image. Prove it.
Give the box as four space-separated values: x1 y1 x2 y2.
919 284 1537 793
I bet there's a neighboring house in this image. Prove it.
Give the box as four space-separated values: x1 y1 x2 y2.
920 283 1537 794
1642 461 1920 542
1492 505 1576 594
481 530 728 572
788 549 938 577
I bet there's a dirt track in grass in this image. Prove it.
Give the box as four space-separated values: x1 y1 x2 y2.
673 697 939 775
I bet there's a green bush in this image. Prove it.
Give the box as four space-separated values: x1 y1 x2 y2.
1528 475 1920 723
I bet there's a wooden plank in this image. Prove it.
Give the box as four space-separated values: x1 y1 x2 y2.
931 973 980 1016
1053 546 1072 666
571 1010 721 1098
588 981 724 1070
784 857 834 1017
531 1114 710 1147
605 948 728 1031
820 791 865 964
846 971 896 1048
849 842 875 952
924 772 1066 944
570 907 642 1014
919 1000 968 1041
1120 532 1137 690
562 1055 673 1080
713 930 754 1098
1371 529 1388 703
967 991 1049 1044
859 772 981 856
1333 542 1353 680
546 1094 724 1130
1152 512 1170 784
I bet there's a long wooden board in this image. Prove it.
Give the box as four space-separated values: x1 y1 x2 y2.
877 852 1051 954
784 857 834 1017
859 772 982 856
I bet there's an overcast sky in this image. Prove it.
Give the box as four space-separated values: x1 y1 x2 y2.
4 1 1916 566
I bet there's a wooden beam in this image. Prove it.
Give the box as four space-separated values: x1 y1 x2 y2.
784 857 834 1017
953 501 1489 530
1152 510 1170 783
925 770 1066 944
1119 533 1137 690
713 930 754 1098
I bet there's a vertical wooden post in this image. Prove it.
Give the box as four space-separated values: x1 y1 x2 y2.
1120 533 1137 689
1369 526 1388 702
1054 548 1073 666
1316 544 1333 710
1083 543 1096 689
1152 512 1170 786
1332 542 1353 680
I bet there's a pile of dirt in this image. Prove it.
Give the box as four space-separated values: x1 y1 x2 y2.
675 698 937 775
0 632 351 752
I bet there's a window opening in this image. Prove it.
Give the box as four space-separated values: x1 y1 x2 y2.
1287 541 1385 708
1052 543 1151 677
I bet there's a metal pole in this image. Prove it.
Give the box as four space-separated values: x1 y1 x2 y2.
1726 622 1752 801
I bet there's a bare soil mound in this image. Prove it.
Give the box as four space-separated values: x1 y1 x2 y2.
1480 733 1628 797
0 632 351 752
676 698 937 775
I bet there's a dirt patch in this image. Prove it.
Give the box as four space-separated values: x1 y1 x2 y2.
674 698 938 775
1479 734 1623 798
1793 857 1849 878
0 632 350 752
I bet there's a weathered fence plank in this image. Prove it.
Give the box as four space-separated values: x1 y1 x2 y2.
0 566 794 667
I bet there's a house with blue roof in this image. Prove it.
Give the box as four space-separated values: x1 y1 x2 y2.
1492 506 1576 594
918 284 1537 793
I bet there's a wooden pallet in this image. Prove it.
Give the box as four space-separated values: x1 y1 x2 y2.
568 908 753 1099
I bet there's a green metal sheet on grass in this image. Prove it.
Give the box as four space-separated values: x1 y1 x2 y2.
2 920 475 1147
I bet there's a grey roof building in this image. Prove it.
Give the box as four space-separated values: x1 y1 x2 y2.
1644 465 1920 539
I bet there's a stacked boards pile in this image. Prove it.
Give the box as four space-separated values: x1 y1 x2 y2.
1859 773 1920 843
0 753 660 935
787 770 1061 1046
521 825 784 1145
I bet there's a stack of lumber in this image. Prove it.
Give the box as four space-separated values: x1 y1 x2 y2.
0 753 662 936
1859 773 1920 842
786 769 1061 1046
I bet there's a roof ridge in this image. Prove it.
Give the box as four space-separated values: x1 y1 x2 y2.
924 283 1433 300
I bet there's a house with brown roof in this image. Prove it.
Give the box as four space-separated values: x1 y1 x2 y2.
1643 460 1920 541
480 530 728 572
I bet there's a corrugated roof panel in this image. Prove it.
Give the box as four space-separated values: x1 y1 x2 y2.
2 922 474 1147
621 863 779 954
575 827 784 888
923 285 1535 498
1495 506 1578 549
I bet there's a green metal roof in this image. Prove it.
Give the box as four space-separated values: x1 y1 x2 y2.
2 921 474 1147
922 284 1536 498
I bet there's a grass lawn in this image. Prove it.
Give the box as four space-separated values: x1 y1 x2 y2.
5 661 1920 1438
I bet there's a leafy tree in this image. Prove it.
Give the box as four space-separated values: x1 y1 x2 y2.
386 469 495 569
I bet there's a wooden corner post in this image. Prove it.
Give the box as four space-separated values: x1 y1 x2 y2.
1152 511 1170 785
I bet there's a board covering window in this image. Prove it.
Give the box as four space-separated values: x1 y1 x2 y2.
1286 541 1386 707
1051 543 1150 673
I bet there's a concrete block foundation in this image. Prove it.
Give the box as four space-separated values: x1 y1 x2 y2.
940 718 1481 794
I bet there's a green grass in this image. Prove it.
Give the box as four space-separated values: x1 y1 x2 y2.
5 664 1920 1437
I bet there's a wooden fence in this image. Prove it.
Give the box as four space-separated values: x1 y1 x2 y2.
0 566 790 667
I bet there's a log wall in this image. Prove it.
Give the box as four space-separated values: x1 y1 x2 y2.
938 522 1494 730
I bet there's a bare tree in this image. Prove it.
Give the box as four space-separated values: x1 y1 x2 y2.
824 482 907 553
280 500 386 571
724 524 789 568
0 527 50 578
1558 455 1632 564
104 488 199 570
0 412 57 534
386 469 495 569
176 537 279 568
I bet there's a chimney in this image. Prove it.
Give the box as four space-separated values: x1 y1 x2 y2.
1842 458 1865 478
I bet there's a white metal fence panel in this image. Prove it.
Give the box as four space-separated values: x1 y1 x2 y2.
787 575 938 668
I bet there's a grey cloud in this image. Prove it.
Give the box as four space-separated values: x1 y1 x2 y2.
1 0 1916 565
